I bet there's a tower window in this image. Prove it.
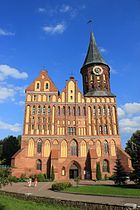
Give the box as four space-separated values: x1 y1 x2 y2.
63 106 65 115
43 106 46 114
37 106 41 114
104 140 109 154
70 96 73 100
37 140 42 153
78 107 81 116
48 106 51 114
98 107 101 115
103 107 106 115
70 90 73 93
108 107 111 115
46 83 49 89
68 127 76 135
99 125 102 134
33 95 37 101
83 107 86 116
36 83 40 89
68 106 70 115
73 107 76 116
32 106 35 115
93 106 96 115
58 106 60 116
104 125 108 134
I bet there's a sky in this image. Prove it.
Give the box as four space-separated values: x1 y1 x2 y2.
0 0 140 148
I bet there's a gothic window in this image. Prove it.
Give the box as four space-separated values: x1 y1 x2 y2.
93 106 96 115
31 124 34 130
68 127 76 135
61 167 66 176
37 140 42 153
73 107 76 116
32 106 35 115
104 125 108 134
104 140 109 154
83 107 86 116
78 107 81 116
80 140 87 157
36 159 42 170
103 106 106 115
68 106 70 115
28 138 34 157
102 160 109 172
44 140 50 157
70 140 78 156
48 106 51 114
33 95 37 101
99 125 102 134
61 140 67 157
63 106 65 115
98 107 101 115
43 106 46 114
70 96 73 100
46 83 49 89
48 95 51 101
36 82 40 89
58 106 60 116
108 107 111 115
37 105 41 114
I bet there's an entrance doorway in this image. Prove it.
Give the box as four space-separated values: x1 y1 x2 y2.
69 163 79 179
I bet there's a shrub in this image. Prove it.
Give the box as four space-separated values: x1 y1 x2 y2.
52 182 72 191
8 176 18 183
96 162 102 180
50 165 55 181
35 173 46 182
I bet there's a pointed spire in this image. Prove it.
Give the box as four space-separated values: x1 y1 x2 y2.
83 32 107 67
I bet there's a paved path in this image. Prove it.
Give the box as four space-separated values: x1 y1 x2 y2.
1 182 140 207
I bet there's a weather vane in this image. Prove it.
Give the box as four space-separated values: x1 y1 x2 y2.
87 19 93 32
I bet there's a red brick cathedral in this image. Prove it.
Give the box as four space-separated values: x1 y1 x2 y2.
12 32 132 180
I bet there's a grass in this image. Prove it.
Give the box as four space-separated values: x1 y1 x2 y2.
64 185 140 197
0 194 79 210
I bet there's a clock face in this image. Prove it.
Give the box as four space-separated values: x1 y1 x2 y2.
93 66 103 75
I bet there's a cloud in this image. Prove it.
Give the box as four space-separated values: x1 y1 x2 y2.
59 5 71 13
0 64 28 81
99 47 107 53
43 23 65 34
0 28 15 36
38 8 46 13
0 86 15 101
0 120 21 132
118 102 140 134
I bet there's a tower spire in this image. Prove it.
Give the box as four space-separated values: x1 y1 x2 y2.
83 31 107 67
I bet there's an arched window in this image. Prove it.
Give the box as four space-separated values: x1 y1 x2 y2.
42 105 46 114
32 105 35 115
48 106 50 114
63 106 65 115
68 106 70 115
28 138 34 157
111 140 116 156
61 167 66 176
104 140 109 154
83 107 86 116
98 107 101 115
46 83 49 89
78 107 81 116
36 82 40 89
37 105 41 114
93 106 96 115
70 140 78 156
104 125 108 134
61 140 67 157
96 140 101 157
80 140 86 157
73 107 76 116
108 107 111 115
44 140 50 157
103 106 106 115
36 159 42 170
99 125 102 134
102 160 109 172
37 140 42 153
58 106 60 116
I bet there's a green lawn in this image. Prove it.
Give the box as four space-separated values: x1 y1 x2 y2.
0 194 79 210
65 185 140 197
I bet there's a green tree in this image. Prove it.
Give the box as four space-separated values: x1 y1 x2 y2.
113 157 128 185
96 162 102 180
0 135 21 165
125 130 140 184
50 165 55 181
0 168 11 188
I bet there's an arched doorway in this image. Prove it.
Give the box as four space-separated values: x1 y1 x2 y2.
69 162 80 179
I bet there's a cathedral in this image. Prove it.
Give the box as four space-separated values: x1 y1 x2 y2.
11 32 132 180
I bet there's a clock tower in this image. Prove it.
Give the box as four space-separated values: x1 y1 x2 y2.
81 32 113 96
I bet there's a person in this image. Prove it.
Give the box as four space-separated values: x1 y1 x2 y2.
34 177 38 187
28 178 32 187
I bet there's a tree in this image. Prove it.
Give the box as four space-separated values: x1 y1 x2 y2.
50 165 55 181
96 162 102 180
113 157 128 185
0 135 21 165
0 168 11 188
125 130 140 184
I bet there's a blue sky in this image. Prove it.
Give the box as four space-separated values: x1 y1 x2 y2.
0 0 140 147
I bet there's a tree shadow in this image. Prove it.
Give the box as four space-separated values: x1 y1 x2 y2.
0 204 6 210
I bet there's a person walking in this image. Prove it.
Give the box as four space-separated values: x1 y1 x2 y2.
34 178 38 187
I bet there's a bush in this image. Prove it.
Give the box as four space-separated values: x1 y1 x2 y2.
8 176 18 183
50 165 55 181
96 162 102 180
52 182 72 191
35 173 46 182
